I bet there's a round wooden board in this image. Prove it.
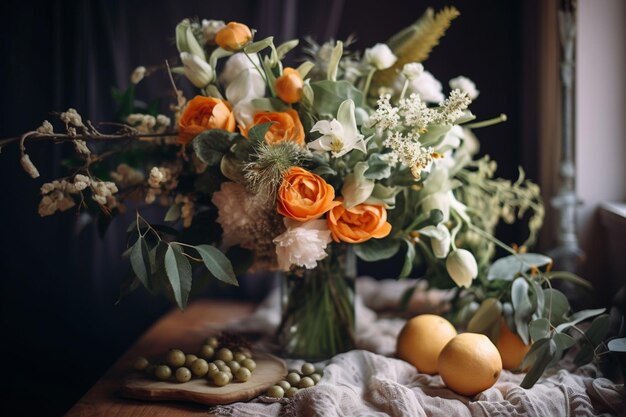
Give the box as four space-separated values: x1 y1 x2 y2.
122 353 287 406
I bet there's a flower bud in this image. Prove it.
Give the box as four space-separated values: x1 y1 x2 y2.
180 52 214 88
446 249 478 288
402 63 424 81
131 66 146 84
215 22 253 52
275 67 304 103
364 43 397 70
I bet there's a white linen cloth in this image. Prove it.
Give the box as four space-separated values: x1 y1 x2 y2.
212 277 625 417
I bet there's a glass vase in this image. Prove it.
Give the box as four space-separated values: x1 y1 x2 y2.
277 244 356 360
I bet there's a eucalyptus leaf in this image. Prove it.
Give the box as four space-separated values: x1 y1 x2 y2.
194 244 238 286
364 154 392 180
311 80 364 117
164 244 192 309
247 122 274 143
548 332 576 367
529 318 551 342
312 165 337 176
192 129 239 165
555 308 606 333
542 288 570 324
544 271 593 290
164 204 182 222
487 253 552 281
130 238 152 291
398 238 416 279
512 277 532 344
608 337 626 352
529 279 545 320
520 338 557 389
574 314 610 365
354 237 402 262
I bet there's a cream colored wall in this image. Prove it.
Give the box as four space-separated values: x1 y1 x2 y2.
576 0 626 300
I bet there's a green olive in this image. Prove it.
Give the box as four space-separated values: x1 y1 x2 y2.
301 363 316 376
184 354 198 368
207 362 220 377
235 367 252 382
155 365 172 380
205 336 219 349
286 372 301 386
310 373 322 384
233 352 247 362
213 371 230 387
285 387 299 398
227 360 241 372
166 349 186 368
267 385 284 398
200 345 215 360
191 358 209 377
298 376 314 388
133 357 150 371
241 358 257 372
175 367 192 383
277 380 291 390
216 348 234 362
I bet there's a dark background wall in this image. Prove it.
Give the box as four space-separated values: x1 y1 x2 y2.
0 0 528 415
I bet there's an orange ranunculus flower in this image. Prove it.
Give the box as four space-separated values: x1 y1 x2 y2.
215 22 253 52
178 96 236 145
277 167 338 222
275 68 304 104
251 109 305 145
327 201 392 243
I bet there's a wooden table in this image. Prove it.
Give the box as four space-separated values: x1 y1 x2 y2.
66 300 256 417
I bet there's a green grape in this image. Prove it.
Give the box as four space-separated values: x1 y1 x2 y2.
298 376 314 388
155 365 172 381
241 358 257 372
227 360 241 372
235 367 252 382
233 352 247 362
166 349 186 368
190 358 209 377
277 380 291 390
285 387 299 398
207 362 220 378
216 348 234 362
286 372 301 386
310 373 322 384
175 367 192 383
133 357 149 371
301 363 315 376
205 336 219 349
267 385 284 398
200 345 215 360
184 354 198 368
213 371 230 387
212 360 226 367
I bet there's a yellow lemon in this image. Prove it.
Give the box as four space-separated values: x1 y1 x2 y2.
396 314 457 374
496 319 531 370
438 333 503 396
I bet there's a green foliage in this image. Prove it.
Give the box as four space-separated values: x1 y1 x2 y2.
354 236 402 262
310 80 364 118
165 244 192 309
487 253 552 281
398 238 416 279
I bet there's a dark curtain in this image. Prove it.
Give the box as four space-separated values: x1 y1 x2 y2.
0 1 525 415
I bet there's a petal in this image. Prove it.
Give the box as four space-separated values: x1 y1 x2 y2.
336 99 359 141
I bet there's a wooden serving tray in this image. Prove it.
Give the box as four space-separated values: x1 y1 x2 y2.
122 353 287 406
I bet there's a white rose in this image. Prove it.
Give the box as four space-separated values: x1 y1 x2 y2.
446 249 478 288
449 76 479 100
402 63 424 81
180 52 214 88
220 53 260 88
225 69 266 106
233 98 258 128
364 43 397 70
274 219 332 271
404 70 444 103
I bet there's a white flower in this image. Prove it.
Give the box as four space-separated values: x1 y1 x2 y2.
233 98 257 128
20 154 40 178
212 182 256 248
341 162 375 208
449 76 479 100
60 108 83 127
225 68 266 107
274 219 332 271
73 140 91 156
180 52 214 88
308 99 366 158
131 66 146 84
364 43 397 70
220 53 260 89
402 63 424 81
73 174 91 191
37 120 54 134
202 19 225 44
446 249 478 288
408 70 444 103
417 224 451 259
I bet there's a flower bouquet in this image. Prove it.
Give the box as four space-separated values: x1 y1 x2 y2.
2 6 619 387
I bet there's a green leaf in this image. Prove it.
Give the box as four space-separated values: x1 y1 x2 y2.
512 277 532 344
311 80 364 117
247 121 274 143
209 47 233 70
164 204 182 222
130 238 152 291
398 238 416 279
520 338 557 388
194 244 238 286
115 269 141 305
276 39 299 60
548 332 576 366
327 41 343 81
529 318 551 342
467 298 502 337
608 337 626 352
544 271 593 290
354 237 402 262
296 61 315 79
312 165 337 177
529 279 545 320
164 244 192 309
574 314 611 365
364 154 392 180
555 308 606 333
487 253 552 281
542 288 570 324
419 124 452 148
192 129 239 165
243 36 274 54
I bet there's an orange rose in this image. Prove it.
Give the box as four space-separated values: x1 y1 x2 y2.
275 68 304 104
251 110 305 145
215 22 253 51
327 201 392 243
178 96 236 145
277 167 338 222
